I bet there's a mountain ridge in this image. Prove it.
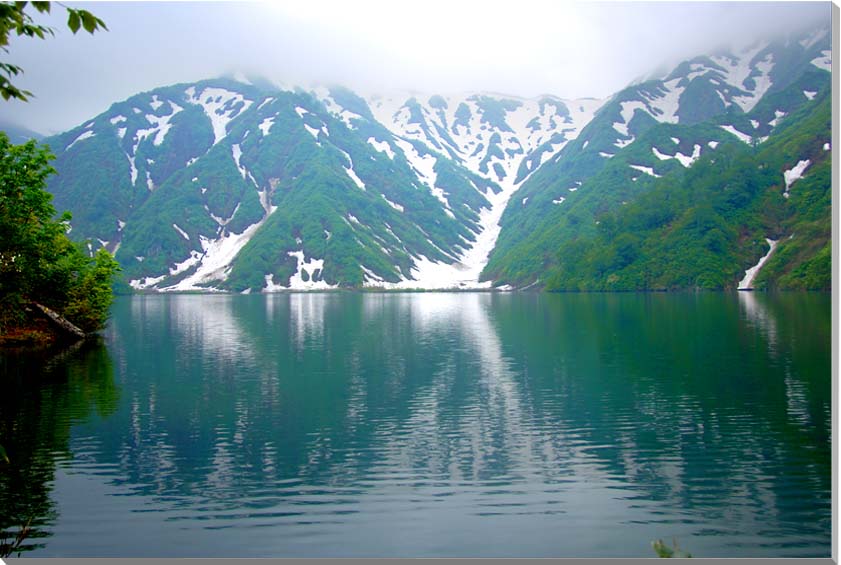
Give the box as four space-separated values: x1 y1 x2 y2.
37 22 831 292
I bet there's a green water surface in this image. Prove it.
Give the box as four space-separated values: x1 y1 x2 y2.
0 292 831 557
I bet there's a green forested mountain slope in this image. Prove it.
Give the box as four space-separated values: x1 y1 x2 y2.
484 26 831 290
543 89 830 291
44 79 497 291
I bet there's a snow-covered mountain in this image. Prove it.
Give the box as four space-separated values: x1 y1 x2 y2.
313 87 604 287
48 76 605 292
42 23 831 292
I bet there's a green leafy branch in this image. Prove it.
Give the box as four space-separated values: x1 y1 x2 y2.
0 1 106 101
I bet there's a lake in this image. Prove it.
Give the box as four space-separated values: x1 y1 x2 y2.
0 292 831 558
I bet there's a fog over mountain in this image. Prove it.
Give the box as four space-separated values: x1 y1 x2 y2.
38 13 831 293
0 1 829 135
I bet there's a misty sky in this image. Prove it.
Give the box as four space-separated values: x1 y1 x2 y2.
0 1 830 135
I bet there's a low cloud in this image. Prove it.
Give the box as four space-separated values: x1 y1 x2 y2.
0 1 829 134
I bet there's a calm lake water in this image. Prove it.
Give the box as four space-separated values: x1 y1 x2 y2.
0 292 831 558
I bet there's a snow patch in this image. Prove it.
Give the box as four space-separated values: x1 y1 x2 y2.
613 101 646 136
643 78 684 123
652 144 701 167
614 136 635 149
129 274 166 290
304 124 321 140
769 110 786 128
803 90 817 100
783 159 810 198
109 115 126 125
720 125 752 144
134 102 183 147
652 147 671 161
392 137 451 210
263 274 286 292
187 86 253 144
286 251 337 290
162 199 277 291
259 116 275 136
383 195 403 212
170 250 202 276
811 50 831 72
361 265 385 286
629 164 661 178
732 54 774 113
367 136 395 159
231 144 249 181
339 148 365 190
125 154 138 185
708 141 719 149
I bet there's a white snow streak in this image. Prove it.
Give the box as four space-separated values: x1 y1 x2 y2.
383 195 404 212
738 238 778 290
172 223 190 240
720 125 753 144
629 164 661 178
338 148 366 190
65 130 95 151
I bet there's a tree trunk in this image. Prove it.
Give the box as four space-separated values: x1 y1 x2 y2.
33 303 86 339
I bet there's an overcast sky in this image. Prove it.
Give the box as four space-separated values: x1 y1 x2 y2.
0 1 830 135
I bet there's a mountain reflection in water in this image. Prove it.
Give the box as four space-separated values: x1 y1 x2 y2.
0 292 830 558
